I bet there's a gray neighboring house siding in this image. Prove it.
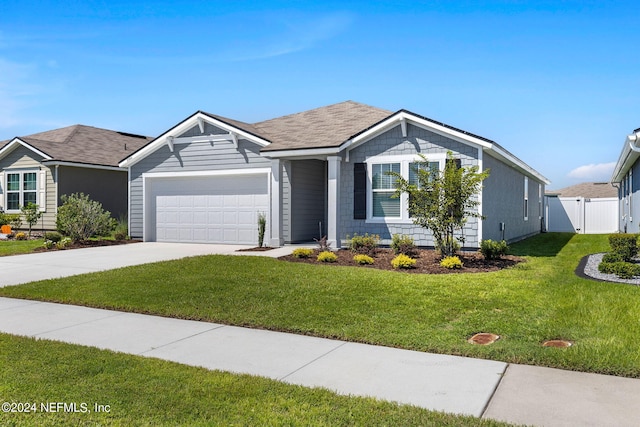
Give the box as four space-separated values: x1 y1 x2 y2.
57 166 129 219
128 124 271 239
340 124 481 247
481 154 544 243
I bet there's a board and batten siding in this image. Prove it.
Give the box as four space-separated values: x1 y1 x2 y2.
289 159 327 243
481 153 545 243
0 145 57 230
339 123 480 247
128 133 272 240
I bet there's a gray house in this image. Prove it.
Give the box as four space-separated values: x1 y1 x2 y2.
612 127 640 233
0 125 152 229
119 101 549 247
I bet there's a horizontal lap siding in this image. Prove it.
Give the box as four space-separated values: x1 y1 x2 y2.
0 146 57 230
340 124 480 248
129 136 271 239
481 154 544 242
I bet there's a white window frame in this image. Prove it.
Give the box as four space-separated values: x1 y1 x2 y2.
629 169 633 222
538 182 542 219
366 153 448 223
524 176 529 221
3 169 45 213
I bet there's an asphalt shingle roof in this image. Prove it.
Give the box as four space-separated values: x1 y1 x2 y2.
201 101 393 152
548 182 618 198
1 125 153 167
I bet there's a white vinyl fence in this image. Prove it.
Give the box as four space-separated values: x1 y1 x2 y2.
545 196 618 234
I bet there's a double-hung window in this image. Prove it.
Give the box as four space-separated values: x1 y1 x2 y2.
372 163 400 218
5 171 38 212
368 154 449 221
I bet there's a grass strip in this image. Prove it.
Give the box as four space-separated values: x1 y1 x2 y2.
0 333 509 426
2 233 640 377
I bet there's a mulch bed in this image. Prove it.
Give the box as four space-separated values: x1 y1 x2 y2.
237 247 276 252
32 239 141 252
279 248 522 274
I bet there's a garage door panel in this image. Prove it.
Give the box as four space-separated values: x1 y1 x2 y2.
151 174 269 244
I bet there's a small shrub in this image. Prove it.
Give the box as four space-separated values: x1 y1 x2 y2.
257 212 267 248
437 236 460 256
314 236 331 251
440 255 463 269
391 254 416 269
21 202 42 238
608 234 638 262
43 231 62 243
0 224 11 234
348 233 380 255
14 232 26 240
391 234 417 256
7 214 22 231
601 252 625 263
56 237 72 249
598 261 640 279
113 215 128 241
353 254 374 265
292 248 314 258
317 251 338 263
480 239 509 260
42 240 55 250
56 193 116 241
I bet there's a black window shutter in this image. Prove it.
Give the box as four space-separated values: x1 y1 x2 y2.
447 158 462 169
353 163 367 219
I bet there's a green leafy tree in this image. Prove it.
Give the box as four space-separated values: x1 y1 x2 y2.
56 193 116 241
21 202 42 238
389 152 489 257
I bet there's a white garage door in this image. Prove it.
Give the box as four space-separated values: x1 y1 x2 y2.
149 174 269 244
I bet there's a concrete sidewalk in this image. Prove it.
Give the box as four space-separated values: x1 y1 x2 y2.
1 243 639 425
1 298 639 426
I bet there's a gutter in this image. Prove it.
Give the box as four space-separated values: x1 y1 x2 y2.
611 131 640 183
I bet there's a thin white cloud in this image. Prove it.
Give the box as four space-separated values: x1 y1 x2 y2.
228 12 354 62
567 162 616 181
0 58 36 128
0 58 65 133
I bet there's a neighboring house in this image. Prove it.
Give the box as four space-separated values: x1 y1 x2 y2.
0 125 152 230
545 182 618 233
612 127 640 233
119 101 549 247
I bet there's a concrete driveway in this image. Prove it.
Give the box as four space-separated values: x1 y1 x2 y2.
0 242 299 287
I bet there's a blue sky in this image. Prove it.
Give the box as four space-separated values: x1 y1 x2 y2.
1 0 638 189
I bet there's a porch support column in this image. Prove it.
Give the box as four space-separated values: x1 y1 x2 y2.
270 159 284 247
327 155 342 248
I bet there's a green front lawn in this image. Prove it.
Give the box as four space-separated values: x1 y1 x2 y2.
0 239 44 256
0 334 507 426
2 233 639 377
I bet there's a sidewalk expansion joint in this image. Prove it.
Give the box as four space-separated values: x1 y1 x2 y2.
278 341 348 381
480 362 509 419
138 325 226 355
32 311 128 337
